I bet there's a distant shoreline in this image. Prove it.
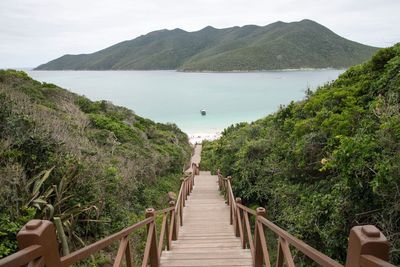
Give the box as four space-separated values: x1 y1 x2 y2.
187 131 222 144
26 68 346 73
177 67 346 73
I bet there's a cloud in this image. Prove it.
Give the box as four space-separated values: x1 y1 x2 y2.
0 0 399 68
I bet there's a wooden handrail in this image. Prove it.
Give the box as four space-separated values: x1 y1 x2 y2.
61 217 154 266
0 162 395 267
360 255 396 267
155 206 175 215
236 202 257 216
0 163 199 267
217 171 395 267
0 245 43 267
258 216 343 267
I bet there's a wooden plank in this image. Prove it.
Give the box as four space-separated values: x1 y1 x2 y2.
160 259 252 266
163 248 252 253
113 237 128 267
173 239 242 244
177 233 235 237
278 237 295 267
161 252 252 259
160 167 252 267
177 238 236 241
171 244 242 249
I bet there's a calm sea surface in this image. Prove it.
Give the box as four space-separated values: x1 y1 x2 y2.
27 70 344 135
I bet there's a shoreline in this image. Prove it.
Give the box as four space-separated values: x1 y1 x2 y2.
26 68 345 73
187 131 222 144
177 67 345 73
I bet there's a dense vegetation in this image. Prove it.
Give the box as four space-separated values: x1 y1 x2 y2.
202 44 400 264
35 20 377 71
0 70 191 263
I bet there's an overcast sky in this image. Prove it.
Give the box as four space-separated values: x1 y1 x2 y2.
1 0 399 68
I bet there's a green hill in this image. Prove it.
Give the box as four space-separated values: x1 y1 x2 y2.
35 20 378 71
201 44 400 264
0 70 191 260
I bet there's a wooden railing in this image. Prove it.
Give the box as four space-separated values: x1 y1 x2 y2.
0 163 198 267
217 170 396 267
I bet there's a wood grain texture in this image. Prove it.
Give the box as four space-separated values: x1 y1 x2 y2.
160 168 252 267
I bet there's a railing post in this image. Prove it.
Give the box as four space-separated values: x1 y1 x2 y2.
186 179 189 198
220 174 224 191
190 169 194 191
145 208 160 267
225 176 231 205
179 192 184 226
17 220 61 266
181 178 186 207
188 172 192 194
254 207 266 267
192 163 199 176
227 176 233 225
188 173 192 193
217 169 222 190
345 225 390 267
222 176 225 191
169 201 178 241
235 198 242 237
192 166 195 187
183 183 187 204
189 172 192 196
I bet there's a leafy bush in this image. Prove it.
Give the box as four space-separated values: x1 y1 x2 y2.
0 70 191 261
0 208 36 258
202 44 400 264
89 113 139 143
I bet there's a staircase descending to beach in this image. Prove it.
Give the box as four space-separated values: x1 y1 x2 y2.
0 144 395 267
160 169 253 267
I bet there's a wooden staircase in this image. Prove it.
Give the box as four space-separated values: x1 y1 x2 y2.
160 171 252 266
0 144 395 267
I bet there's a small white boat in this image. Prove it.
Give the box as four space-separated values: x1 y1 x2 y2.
200 109 206 116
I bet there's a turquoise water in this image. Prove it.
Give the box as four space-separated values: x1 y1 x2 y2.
27 70 344 135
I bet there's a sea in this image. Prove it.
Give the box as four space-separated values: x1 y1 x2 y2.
26 69 345 143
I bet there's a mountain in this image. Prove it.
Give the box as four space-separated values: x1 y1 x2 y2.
35 20 378 71
201 44 400 264
0 70 191 258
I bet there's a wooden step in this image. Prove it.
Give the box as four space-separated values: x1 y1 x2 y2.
160 174 252 266
161 145 252 266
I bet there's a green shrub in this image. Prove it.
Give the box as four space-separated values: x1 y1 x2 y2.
0 69 191 259
89 113 139 143
202 44 400 264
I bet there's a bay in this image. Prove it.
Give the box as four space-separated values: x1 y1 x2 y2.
26 70 344 139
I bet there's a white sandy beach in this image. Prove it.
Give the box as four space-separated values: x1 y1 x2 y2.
187 131 222 144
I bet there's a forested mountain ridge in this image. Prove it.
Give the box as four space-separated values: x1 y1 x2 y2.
0 70 191 262
35 19 378 71
201 44 400 264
